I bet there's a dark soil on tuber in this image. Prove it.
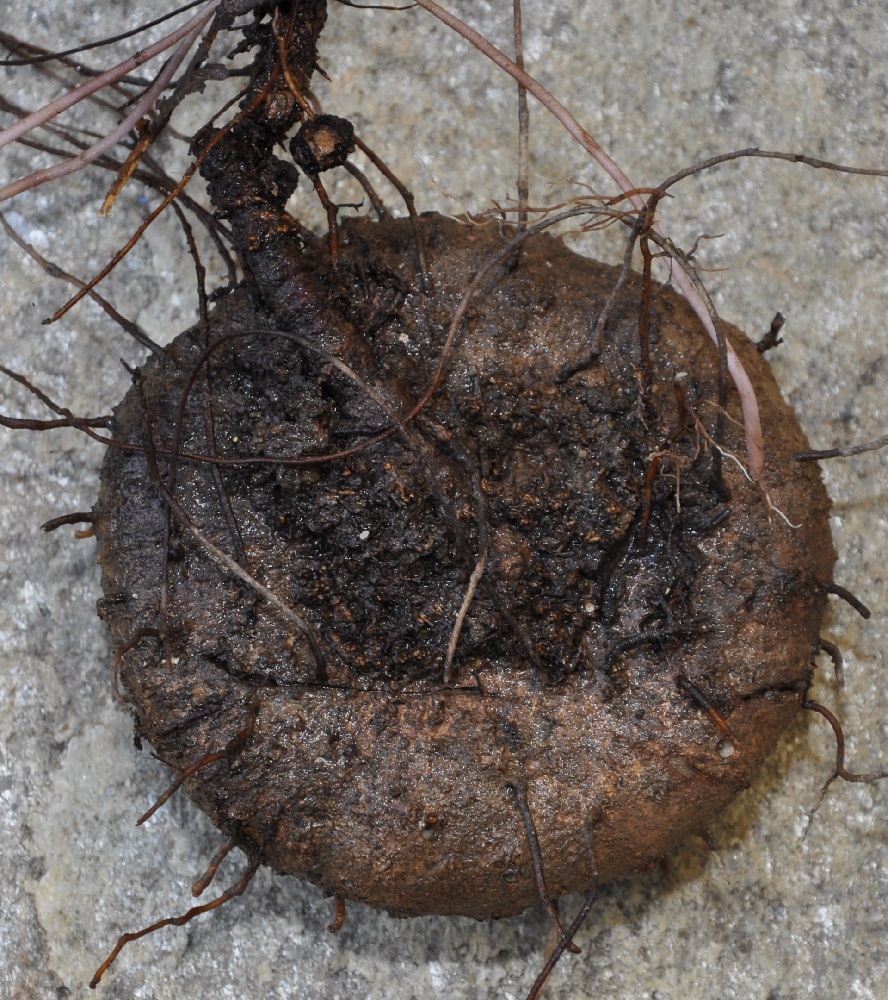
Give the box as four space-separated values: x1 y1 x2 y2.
94 212 834 920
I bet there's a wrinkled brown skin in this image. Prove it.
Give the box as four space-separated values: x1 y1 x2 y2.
94 214 834 920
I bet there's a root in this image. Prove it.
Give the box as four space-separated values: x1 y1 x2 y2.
109 629 164 709
802 699 888 835
0 58 234 272
343 160 387 218
135 702 257 826
192 838 236 897
591 217 642 353
327 896 347 933
0 363 112 434
818 638 845 690
0 3 219 151
0 209 166 358
512 0 529 237
136 370 333 677
438 430 490 681
89 853 259 989
509 781 581 956
46 73 277 325
100 16 221 217
310 172 342 267
40 512 96 534
411 0 765 478
803 700 888 785
523 815 600 1000
6 5 885 995
272 7 318 118
600 627 690 674
796 433 888 463
640 374 694 546
656 146 888 192
0 2 210 69
408 10 888 483
443 551 488 684
675 674 735 741
0 3 219 203
170 200 248 569
819 581 872 620
353 134 430 291
686 406 800 528
697 830 727 872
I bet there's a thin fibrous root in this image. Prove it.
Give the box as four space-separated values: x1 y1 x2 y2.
0 2 220 203
328 896 347 933
0 2 208 68
0 209 166 357
819 638 845 690
40 511 95 533
89 854 259 988
676 674 735 741
801 699 888 836
192 838 236 897
509 780 581 956
443 550 488 683
0 362 112 433
0 2 218 150
796 433 888 462
820 580 872 620
136 703 256 826
46 70 272 325
523 819 599 1000
410 0 765 479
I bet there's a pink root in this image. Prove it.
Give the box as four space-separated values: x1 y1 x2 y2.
0 1 220 151
0 13 212 205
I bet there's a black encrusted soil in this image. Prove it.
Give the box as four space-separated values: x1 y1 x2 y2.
94 214 834 919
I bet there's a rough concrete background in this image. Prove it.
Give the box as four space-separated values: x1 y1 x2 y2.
1 2 887 998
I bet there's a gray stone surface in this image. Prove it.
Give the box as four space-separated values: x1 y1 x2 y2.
1 1 887 998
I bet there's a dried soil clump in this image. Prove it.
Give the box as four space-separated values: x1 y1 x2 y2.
94 214 834 919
